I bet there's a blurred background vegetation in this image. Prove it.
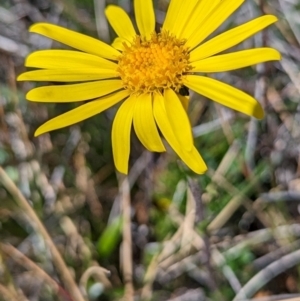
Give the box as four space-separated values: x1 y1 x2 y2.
0 0 300 300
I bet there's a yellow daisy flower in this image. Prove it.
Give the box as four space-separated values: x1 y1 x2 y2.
18 0 280 174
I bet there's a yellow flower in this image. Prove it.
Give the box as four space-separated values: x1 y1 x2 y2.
18 0 280 174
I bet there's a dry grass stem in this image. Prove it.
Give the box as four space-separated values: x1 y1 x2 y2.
0 284 20 301
0 167 86 301
207 169 268 232
119 175 134 301
0 243 60 293
79 266 112 298
233 249 300 300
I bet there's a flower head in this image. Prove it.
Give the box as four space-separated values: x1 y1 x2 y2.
18 0 280 174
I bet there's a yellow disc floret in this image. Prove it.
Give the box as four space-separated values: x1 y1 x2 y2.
117 30 192 94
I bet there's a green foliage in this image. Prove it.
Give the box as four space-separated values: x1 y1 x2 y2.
97 216 122 258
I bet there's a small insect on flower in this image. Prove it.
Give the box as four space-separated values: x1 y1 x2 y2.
179 86 189 97
18 0 281 174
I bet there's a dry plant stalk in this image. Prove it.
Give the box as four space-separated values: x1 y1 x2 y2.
277 298 300 301
0 167 86 301
79 266 112 299
0 243 60 293
233 249 300 301
0 284 20 301
119 175 134 301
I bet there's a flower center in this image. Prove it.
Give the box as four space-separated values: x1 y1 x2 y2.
117 30 192 94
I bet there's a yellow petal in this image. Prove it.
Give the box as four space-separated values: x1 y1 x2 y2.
162 0 184 34
190 15 278 62
178 0 220 39
134 0 155 39
112 95 136 174
29 23 120 60
112 37 129 51
27 80 123 102
18 68 119 82
177 93 189 112
25 50 118 70
35 90 129 136
186 0 245 50
153 93 207 174
191 48 281 73
184 75 264 119
162 0 198 36
133 93 165 152
105 5 136 41
164 89 193 151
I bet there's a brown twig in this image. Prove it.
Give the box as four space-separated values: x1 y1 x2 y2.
187 178 219 294
233 249 300 300
119 175 134 301
206 168 269 232
0 283 19 301
0 167 86 301
0 243 60 292
141 224 184 300
79 265 112 299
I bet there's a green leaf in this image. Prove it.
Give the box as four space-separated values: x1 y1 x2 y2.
97 216 122 258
